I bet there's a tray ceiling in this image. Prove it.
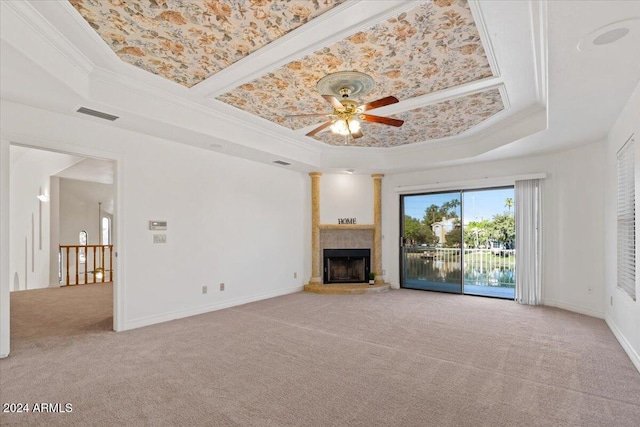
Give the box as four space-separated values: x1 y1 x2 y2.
216 0 499 146
15 0 615 174
218 1 493 118
68 0 504 148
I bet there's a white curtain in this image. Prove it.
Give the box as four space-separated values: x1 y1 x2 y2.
515 179 542 305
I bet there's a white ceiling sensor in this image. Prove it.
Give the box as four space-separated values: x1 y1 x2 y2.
577 18 640 52
593 28 630 45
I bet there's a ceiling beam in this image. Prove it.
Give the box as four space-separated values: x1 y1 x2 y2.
194 0 423 99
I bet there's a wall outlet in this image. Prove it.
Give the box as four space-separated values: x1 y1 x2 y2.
587 287 592 295
220 283 225 291
202 285 207 294
294 272 297 279
153 234 167 244
611 296 613 306
382 270 386 275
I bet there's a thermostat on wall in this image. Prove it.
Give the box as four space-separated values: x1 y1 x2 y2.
149 220 167 230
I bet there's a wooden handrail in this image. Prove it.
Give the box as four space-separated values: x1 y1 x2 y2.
65 246 70 286
59 244 114 286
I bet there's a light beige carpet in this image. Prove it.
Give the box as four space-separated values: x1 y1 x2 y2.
1 285 639 426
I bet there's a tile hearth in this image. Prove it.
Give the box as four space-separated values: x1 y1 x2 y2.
303 282 390 295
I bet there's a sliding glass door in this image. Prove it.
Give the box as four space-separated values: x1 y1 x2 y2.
401 187 515 299
461 188 515 298
401 191 462 293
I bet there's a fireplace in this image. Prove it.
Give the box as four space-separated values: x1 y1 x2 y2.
323 249 371 284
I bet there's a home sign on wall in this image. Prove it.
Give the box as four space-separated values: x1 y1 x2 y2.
338 218 357 225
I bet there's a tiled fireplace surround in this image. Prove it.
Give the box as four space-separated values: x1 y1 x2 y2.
321 229 374 283
307 173 384 285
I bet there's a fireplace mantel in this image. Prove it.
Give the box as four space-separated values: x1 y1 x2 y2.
319 224 375 230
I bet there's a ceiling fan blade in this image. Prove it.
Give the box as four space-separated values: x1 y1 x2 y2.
306 120 333 137
360 114 404 127
360 96 399 112
322 95 344 110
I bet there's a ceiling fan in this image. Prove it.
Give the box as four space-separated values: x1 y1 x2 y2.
287 71 404 142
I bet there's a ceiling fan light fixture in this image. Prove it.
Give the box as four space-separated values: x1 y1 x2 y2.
349 119 361 134
293 72 401 140
331 118 360 136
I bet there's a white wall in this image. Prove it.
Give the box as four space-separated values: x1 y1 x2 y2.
9 148 81 291
122 141 306 325
383 141 606 318
1 138 10 357
605 79 640 371
59 178 114 247
320 173 373 225
0 100 309 357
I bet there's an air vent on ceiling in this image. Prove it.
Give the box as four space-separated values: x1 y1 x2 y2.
76 107 119 121
273 160 291 166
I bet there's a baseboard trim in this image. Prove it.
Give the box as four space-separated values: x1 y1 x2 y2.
542 299 604 319
605 314 640 373
124 285 304 331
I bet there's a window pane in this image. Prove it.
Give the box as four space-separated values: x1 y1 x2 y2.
102 217 110 245
463 188 515 299
401 191 462 294
617 137 636 301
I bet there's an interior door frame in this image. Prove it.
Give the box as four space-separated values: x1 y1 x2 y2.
0 134 125 359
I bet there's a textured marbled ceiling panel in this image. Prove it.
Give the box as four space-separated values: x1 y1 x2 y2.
70 0 345 87
217 0 495 141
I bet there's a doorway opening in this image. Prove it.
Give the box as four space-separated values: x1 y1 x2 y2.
8 144 117 350
400 187 515 299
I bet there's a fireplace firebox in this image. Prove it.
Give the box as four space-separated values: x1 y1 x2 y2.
323 249 371 284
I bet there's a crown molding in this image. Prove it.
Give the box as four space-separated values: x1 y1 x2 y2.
88 68 323 156
57 0 120 66
469 0 501 78
360 77 504 117
530 0 549 105
498 84 512 111
1 1 94 77
197 0 423 99
394 102 544 154
318 101 540 160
